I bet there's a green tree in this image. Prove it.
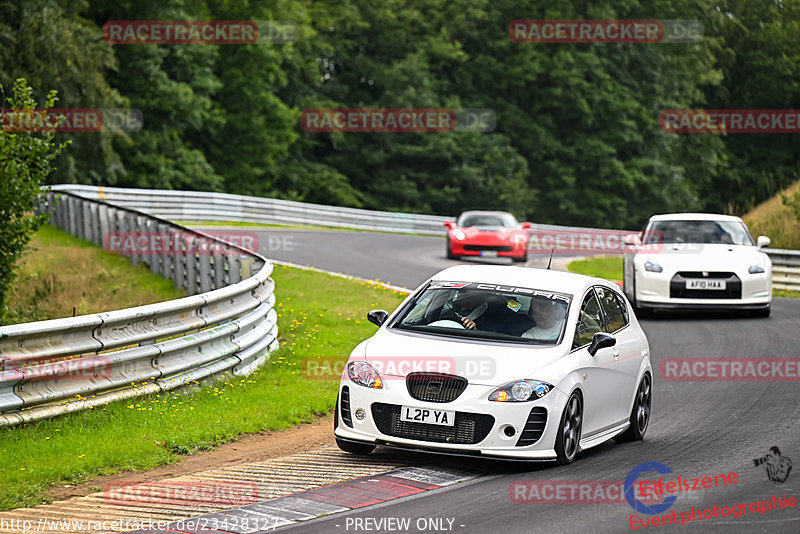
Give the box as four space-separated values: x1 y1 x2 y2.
0 0 125 185
0 79 67 323
703 0 800 213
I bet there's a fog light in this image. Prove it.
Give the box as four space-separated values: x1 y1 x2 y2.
355 408 366 420
504 426 516 437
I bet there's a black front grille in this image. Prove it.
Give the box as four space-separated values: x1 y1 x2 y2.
406 372 468 403
516 407 547 447
463 245 513 252
340 386 353 428
371 403 494 445
670 272 742 299
676 271 734 279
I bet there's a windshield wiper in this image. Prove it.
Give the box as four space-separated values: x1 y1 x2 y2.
395 324 555 344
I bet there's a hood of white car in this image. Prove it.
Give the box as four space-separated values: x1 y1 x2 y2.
635 244 768 271
355 328 566 386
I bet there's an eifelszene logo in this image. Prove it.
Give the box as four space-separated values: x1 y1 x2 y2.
624 462 677 515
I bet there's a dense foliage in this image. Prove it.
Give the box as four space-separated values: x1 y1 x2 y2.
0 79 66 322
1 0 798 228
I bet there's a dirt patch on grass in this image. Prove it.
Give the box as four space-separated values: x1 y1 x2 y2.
44 414 334 502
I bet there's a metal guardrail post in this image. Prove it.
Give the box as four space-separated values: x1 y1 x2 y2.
199 253 212 293
126 212 140 265
212 251 225 289
146 218 160 276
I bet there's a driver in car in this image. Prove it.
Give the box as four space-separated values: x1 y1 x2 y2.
522 297 566 341
439 292 488 330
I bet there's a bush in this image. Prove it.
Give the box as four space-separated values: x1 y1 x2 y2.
0 78 68 323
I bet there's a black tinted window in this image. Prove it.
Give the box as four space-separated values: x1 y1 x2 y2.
573 291 603 349
596 287 628 333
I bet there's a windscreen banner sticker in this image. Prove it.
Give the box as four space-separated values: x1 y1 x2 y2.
429 281 571 305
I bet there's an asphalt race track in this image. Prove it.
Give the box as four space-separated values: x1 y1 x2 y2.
219 227 800 534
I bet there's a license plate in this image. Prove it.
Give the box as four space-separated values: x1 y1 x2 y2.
685 279 726 290
400 405 455 426
480 250 498 257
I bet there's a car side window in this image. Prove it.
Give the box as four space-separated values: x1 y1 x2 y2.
596 287 628 333
573 290 603 349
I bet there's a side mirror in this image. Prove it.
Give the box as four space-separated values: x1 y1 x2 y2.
521 222 533 229
623 234 641 246
444 221 454 229
588 332 616 356
757 236 770 248
367 309 389 327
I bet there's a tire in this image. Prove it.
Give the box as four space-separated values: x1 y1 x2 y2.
336 438 376 455
616 373 652 442
555 392 583 465
511 253 528 263
446 237 457 259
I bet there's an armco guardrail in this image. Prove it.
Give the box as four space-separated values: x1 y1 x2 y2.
0 190 278 427
49 184 603 236
765 248 800 291
51 184 455 235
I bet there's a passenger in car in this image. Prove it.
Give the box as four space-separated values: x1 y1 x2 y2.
521 297 567 341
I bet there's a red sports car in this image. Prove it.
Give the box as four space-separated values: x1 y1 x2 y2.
444 211 532 262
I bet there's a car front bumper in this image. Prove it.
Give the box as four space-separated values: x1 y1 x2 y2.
450 239 528 258
635 269 772 310
334 380 565 460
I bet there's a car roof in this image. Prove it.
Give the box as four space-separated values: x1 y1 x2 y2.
429 265 604 296
648 213 744 222
458 211 513 217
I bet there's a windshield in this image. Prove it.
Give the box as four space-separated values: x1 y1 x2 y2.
394 281 571 344
458 213 517 228
643 220 754 246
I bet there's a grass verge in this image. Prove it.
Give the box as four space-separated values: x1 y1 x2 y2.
742 179 800 250
567 256 623 281
0 264 407 510
5 225 186 325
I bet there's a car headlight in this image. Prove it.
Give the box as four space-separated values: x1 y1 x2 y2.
644 260 663 273
347 362 383 389
489 380 553 402
748 264 765 274
453 230 466 240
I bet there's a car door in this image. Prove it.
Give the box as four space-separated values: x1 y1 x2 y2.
594 286 644 425
570 289 619 435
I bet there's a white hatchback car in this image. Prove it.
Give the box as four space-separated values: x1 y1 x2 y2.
334 265 652 464
622 213 772 316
